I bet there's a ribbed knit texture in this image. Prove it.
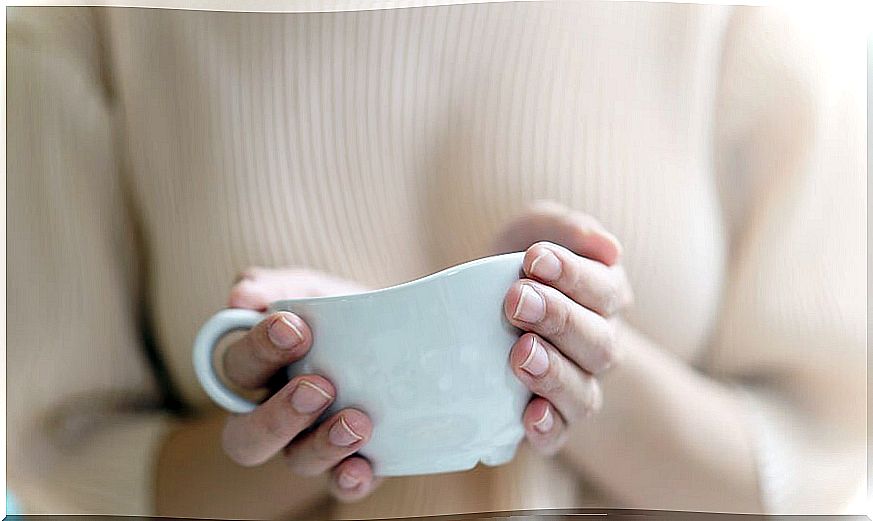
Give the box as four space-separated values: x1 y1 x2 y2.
7 2 866 518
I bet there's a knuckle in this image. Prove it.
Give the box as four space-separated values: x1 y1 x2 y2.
283 448 325 477
316 428 350 460
547 301 572 339
615 269 634 310
568 213 599 234
222 427 256 467
599 278 620 315
592 321 616 372
258 410 292 443
250 336 285 365
573 212 604 231
531 429 567 457
221 438 243 466
287 459 320 477
317 441 341 462
227 277 273 310
228 278 256 301
563 260 584 291
567 227 590 252
553 430 570 451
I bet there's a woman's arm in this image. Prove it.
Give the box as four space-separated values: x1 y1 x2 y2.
562 6 865 513
9 9 333 518
8 7 174 514
561 323 763 512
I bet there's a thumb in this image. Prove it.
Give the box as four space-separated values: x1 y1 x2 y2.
496 200 623 266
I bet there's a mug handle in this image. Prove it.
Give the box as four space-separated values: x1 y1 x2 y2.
193 308 265 414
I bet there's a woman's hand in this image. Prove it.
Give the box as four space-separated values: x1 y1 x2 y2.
496 201 634 455
218 267 381 502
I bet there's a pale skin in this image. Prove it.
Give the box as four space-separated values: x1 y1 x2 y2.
155 201 761 517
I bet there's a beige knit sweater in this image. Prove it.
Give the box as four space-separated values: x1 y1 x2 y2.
7 1 867 518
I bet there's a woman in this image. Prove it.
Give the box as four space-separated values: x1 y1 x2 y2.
7 1 866 519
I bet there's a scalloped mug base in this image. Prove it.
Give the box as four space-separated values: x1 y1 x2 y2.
373 443 522 477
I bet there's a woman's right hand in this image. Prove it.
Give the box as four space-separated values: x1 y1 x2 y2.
218 267 381 502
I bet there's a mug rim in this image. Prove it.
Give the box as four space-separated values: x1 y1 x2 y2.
268 250 525 308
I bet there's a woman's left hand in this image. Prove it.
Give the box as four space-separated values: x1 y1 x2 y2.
496 201 634 455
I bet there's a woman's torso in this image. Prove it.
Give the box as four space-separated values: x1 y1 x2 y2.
103 2 733 516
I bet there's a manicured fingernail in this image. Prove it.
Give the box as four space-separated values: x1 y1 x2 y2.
530 251 562 281
337 472 360 490
290 380 332 414
329 416 363 447
520 337 549 377
533 406 554 434
268 314 305 349
513 284 546 323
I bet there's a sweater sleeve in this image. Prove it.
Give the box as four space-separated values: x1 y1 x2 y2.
8 7 176 515
709 6 866 514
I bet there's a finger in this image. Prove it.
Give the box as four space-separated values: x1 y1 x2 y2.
222 311 312 389
228 267 368 309
228 268 283 310
522 397 568 456
510 333 603 423
523 242 633 316
504 280 616 374
284 408 373 477
497 200 623 266
330 456 381 502
222 375 335 467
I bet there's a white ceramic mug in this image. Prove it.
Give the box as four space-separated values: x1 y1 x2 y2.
193 252 531 477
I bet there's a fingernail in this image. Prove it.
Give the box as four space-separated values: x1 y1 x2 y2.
337 472 360 490
513 284 546 323
329 416 363 447
520 337 549 377
290 380 333 414
530 251 562 281
533 406 554 434
268 314 305 349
